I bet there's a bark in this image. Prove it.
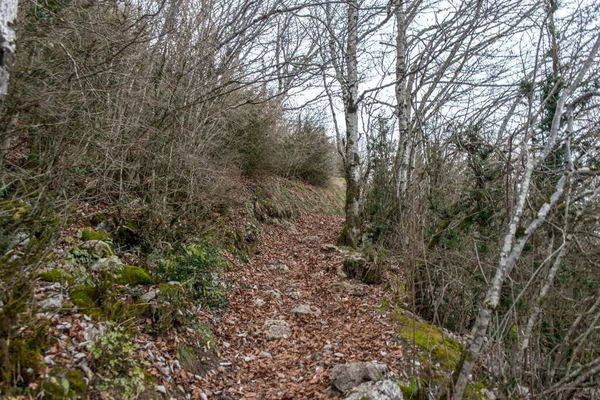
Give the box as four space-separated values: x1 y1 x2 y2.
394 0 410 200
451 33 600 400
0 0 18 113
340 0 361 248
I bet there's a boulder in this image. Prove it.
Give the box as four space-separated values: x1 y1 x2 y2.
79 240 113 258
263 320 292 340
90 256 124 272
39 293 64 311
345 380 404 400
330 362 388 394
291 304 321 317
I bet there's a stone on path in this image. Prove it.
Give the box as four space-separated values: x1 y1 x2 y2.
330 362 388 394
291 304 321 317
344 380 404 400
263 320 292 340
39 293 64 311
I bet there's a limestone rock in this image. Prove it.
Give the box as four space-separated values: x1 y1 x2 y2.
330 362 388 394
344 380 404 400
141 291 157 302
263 319 292 340
90 256 124 272
253 298 266 307
321 244 339 253
39 293 64 311
291 304 321 317
79 240 113 258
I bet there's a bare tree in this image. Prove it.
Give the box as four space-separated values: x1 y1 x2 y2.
451 32 600 400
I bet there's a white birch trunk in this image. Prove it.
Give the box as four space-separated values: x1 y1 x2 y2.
394 0 410 200
341 0 362 247
0 0 18 112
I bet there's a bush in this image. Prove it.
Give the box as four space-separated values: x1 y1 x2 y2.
156 242 226 309
281 116 336 186
89 324 149 398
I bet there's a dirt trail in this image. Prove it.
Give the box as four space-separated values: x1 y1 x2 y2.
200 213 405 399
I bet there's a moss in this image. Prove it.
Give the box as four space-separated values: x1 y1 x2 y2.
393 312 463 371
90 212 108 226
464 381 488 399
69 286 102 319
80 229 110 242
41 368 88 399
39 269 75 284
116 265 154 285
5 325 49 384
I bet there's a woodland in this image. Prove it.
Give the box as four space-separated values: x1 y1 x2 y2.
0 0 599 399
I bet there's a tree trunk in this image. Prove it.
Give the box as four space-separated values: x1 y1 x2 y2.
0 0 18 113
340 0 361 248
394 0 410 201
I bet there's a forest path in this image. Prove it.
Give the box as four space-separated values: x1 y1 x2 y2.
199 212 406 399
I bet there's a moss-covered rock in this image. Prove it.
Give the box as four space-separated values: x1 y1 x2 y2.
41 368 88 399
69 286 102 319
394 312 462 370
39 269 75 284
80 229 110 242
90 213 109 227
116 265 154 285
77 240 113 258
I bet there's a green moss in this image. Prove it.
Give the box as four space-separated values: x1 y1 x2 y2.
393 313 463 370
41 368 88 399
80 229 110 242
70 286 102 318
39 269 75 284
116 265 154 285
90 213 108 226
464 381 487 399
6 325 49 384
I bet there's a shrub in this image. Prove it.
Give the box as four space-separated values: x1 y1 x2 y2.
156 242 226 309
89 324 149 398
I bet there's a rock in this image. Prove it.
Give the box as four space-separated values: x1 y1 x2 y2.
39 293 64 311
344 380 404 400
321 244 339 253
336 265 348 279
115 225 142 248
287 289 301 300
90 256 124 272
141 291 157 302
343 253 383 285
156 385 167 394
330 362 388 394
268 260 289 272
259 351 273 358
329 281 358 292
79 240 113 258
291 304 322 317
263 320 292 340
253 298 266 307
266 289 282 300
